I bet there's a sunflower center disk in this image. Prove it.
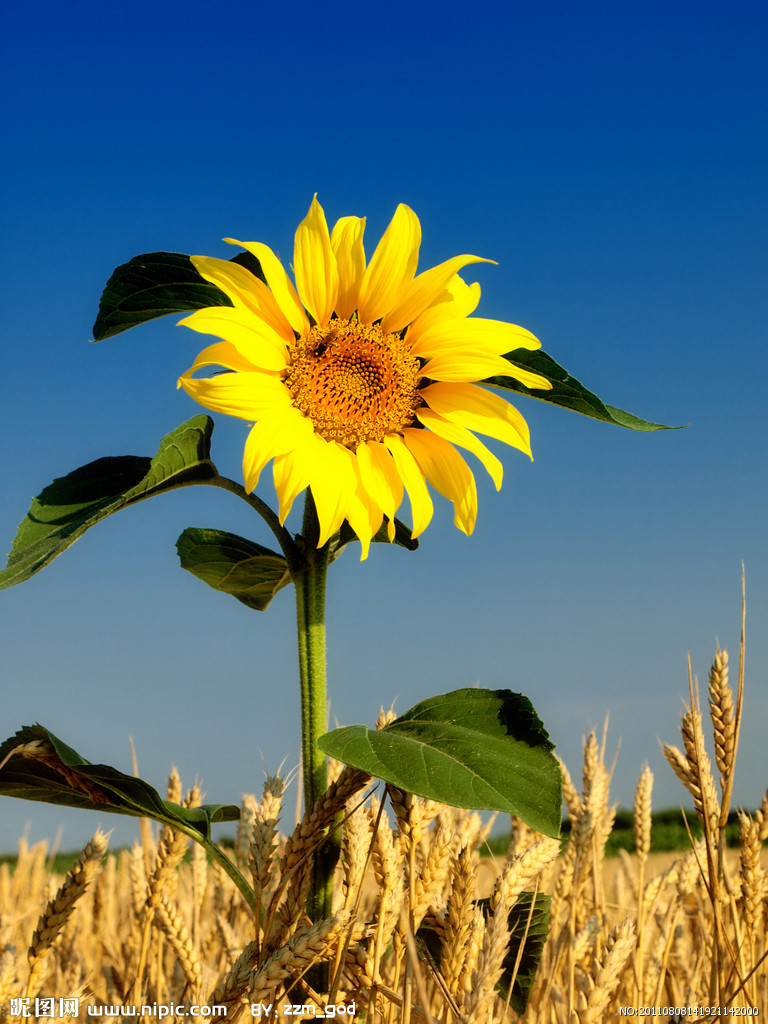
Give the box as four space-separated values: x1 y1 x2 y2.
285 319 422 446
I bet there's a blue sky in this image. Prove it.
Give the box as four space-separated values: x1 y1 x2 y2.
2 0 767 850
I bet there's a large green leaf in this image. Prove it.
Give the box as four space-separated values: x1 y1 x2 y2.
92 251 265 341
319 688 562 837
486 349 681 430
0 725 239 839
0 416 217 589
176 527 292 611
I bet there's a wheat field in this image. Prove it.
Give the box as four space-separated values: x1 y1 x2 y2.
1 628 765 1022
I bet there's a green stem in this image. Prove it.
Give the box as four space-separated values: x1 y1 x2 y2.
294 495 330 810
199 835 257 911
207 475 305 572
172 826 255 911
187 477 334 916
206 477 337 923
292 492 337 923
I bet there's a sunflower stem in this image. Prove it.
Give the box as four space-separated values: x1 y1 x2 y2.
293 492 337 927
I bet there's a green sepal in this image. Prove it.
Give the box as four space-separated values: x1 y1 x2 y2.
319 688 562 837
92 251 265 341
0 725 239 839
0 416 217 589
486 349 682 430
176 527 292 611
330 518 419 559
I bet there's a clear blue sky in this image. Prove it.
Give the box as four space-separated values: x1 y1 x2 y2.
2 0 767 850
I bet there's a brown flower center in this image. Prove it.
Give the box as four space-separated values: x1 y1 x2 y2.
284 318 422 446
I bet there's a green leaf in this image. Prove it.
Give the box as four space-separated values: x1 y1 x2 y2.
480 891 552 1014
0 725 239 839
485 349 682 431
92 252 231 340
319 688 562 837
417 890 551 1014
91 251 266 341
176 527 292 611
0 416 217 589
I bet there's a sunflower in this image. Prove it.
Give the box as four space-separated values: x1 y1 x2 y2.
177 197 552 558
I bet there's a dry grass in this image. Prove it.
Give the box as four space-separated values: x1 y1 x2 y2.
1 614 766 1020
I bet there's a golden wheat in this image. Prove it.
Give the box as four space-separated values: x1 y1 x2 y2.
1 615 766 1020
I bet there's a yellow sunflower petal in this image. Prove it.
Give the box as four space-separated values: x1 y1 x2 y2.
178 369 290 420
443 274 482 315
345 459 385 561
381 255 493 334
420 382 533 457
178 307 289 372
405 278 482 347
420 351 533 383
344 500 374 560
189 255 262 315
417 408 503 490
308 439 357 546
357 204 421 324
330 215 366 319
355 441 404 525
180 340 269 375
243 410 313 493
383 434 433 538
190 255 296 343
401 428 478 536
294 195 338 328
409 317 542 358
486 359 553 391
272 453 310 524
224 237 309 336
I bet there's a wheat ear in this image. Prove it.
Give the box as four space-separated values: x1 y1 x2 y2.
409 826 453 930
27 830 109 995
156 893 203 994
577 918 636 1022
250 773 285 958
680 691 720 837
441 845 478 1000
341 793 372 911
251 909 354 1002
633 764 653 1001
708 648 734 793
264 766 369 950
738 812 763 1002
250 775 284 897
0 947 18 1009
558 754 582 819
